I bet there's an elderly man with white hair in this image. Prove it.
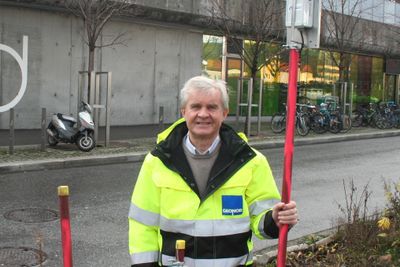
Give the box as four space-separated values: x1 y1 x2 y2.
128 75 298 267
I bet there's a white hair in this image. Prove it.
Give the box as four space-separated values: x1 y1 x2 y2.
179 76 229 109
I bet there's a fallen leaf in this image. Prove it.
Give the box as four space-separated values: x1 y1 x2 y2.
379 254 392 263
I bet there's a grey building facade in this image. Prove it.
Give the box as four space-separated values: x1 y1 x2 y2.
0 0 399 129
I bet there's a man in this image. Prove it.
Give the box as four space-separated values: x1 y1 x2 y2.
129 76 298 267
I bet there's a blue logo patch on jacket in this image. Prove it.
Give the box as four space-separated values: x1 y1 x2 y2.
222 195 243 215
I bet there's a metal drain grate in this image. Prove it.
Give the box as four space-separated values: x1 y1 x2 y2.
4 208 59 223
0 247 47 267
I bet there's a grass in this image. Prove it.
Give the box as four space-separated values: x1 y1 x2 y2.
265 179 400 267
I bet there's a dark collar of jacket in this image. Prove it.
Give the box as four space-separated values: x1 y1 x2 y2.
151 121 256 201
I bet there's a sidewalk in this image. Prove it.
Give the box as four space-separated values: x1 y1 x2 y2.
1 123 400 174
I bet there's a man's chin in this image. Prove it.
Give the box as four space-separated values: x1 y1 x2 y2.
192 131 215 139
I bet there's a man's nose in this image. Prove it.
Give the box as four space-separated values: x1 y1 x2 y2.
198 107 209 117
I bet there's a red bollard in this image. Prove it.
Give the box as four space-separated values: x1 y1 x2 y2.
58 185 73 267
175 240 185 263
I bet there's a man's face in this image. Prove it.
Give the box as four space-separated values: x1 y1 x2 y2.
181 88 228 142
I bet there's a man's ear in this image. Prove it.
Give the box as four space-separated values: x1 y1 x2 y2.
223 108 229 119
180 108 185 117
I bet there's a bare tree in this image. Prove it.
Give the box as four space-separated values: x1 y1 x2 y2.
64 0 130 99
322 0 369 82
209 0 285 82
208 0 285 135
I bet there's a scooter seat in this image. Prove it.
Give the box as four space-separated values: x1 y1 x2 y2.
57 113 77 123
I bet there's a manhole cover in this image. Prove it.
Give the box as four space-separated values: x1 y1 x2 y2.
0 247 47 267
4 208 59 223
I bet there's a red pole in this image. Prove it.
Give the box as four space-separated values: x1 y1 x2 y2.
58 185 73 267
277 48 299 267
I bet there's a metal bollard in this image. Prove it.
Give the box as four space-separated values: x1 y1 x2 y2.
159 106 164 131
9 108 14 155
41 108 46 151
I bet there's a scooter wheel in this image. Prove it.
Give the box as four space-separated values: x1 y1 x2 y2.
76 134 95 152
47 134 58 146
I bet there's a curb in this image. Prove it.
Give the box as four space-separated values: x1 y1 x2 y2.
1 129 400 174
248 128 400 149
0 152 146 174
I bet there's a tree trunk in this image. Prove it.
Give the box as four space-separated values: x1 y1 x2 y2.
338 53 351 83
87 46 95 102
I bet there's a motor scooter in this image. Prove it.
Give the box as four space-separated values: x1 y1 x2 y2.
46 101 95 152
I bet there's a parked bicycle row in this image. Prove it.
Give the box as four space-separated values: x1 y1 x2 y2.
352 101 400 129
270 101 352 136
271 100 400 136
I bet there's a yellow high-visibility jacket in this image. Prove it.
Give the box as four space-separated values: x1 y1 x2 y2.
129 119 281 267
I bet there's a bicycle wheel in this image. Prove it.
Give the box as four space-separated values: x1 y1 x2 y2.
396 119 400 129
370 113 378 128
374 113 390 129
328 115 341 134
394 112 400 129
296 114 310 136
340 114 352 133
351 111 363 127
271 113 286 133
311 113 328 134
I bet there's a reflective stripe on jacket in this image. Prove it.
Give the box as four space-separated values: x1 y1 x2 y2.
129 119 281 267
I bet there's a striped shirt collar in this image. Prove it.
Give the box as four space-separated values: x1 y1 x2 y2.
184 133 221 155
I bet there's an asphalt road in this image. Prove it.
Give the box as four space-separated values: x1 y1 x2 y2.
259 135 400 251
0 136 399 266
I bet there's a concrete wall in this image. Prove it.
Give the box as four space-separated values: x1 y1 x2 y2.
132 0 204 14
0 5 202 129
1 0 400 129
100 21 202 125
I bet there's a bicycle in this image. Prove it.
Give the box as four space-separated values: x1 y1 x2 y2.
270 104 310 136
352 102 385 128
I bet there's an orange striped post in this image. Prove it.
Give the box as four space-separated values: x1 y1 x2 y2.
58 185 73 267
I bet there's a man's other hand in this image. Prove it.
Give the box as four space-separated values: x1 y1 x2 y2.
272 201 298 228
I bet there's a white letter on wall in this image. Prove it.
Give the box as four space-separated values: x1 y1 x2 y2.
0 35 28 113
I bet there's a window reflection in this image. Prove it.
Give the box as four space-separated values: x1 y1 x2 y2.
202 35 223 80
384 1 396 24
203 34 389 115
373 0 385 22
323 0 399 26
396 2 400 25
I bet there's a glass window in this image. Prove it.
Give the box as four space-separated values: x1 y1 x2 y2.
322 0 400 25
384 1 396 24
346 0 362 16
322 0 331 11
324 0 400 25
373 0 385 22
350 55 385 105
202 35 223 80
360 0 374 20
370 57 384 102
322 0 345 13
